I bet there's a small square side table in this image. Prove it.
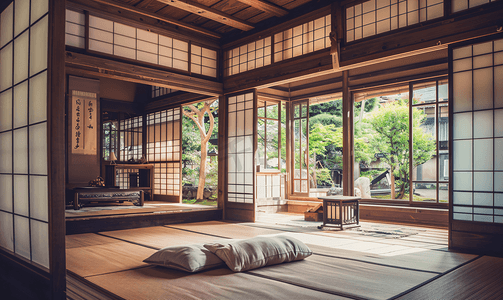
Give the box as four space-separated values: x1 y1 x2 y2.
317 196 360 230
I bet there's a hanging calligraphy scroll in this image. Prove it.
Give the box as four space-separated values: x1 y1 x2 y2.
71 90 97 155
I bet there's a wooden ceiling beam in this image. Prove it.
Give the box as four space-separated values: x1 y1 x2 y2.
88 0 221 39
65 51 223 96
157 0 255 31
235 0 288 17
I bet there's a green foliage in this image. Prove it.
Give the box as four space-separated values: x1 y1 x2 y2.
314 168 333 186
309 113 342 128
309 100 342 117
367 101 436 199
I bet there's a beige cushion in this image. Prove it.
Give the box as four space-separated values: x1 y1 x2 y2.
143 244 224 272
204 235 312 272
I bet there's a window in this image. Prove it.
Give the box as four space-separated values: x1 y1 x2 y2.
452 0 499 13
353 80 448 204
346 0 444 42
451 38 503 223
0 0 50 269
147 108 181 197
119 115 143 162
224 37 272 76
102 120 118 161
274 15 331 62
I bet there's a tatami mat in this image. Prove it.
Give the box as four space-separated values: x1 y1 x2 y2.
66 217 498 299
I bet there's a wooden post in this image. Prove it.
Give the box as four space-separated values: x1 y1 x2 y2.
342 71 354 196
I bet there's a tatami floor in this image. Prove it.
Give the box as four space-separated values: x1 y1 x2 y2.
65 212 503 300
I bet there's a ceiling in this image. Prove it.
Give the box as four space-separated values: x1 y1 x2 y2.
105 0 321 42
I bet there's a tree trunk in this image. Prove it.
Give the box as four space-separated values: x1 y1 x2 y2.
390 171 395 199
197 142 207 200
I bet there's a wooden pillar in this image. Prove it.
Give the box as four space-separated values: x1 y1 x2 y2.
48 0 67 298
217 95 226 218
342 71 354 196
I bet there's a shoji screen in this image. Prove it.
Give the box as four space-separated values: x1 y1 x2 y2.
226 92 256 221
451 36 503 253
0 0 50 269
147 108 182 201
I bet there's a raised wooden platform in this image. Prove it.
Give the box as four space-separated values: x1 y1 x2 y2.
66 202 222 234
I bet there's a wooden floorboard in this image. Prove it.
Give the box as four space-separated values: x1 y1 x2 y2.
396 256 503 300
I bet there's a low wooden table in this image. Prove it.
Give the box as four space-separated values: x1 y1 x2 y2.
73 187 144 210
318 196 360 230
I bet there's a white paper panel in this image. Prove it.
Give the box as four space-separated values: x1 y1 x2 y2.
245 109 253 135
0 132 12 173
65 22 84 37
0 211 13 251
453 140 472 171
495 66 503 108
473 54 492 69
65 9 84 25
14 175 28 216
473 41 492 55
244 135 253 152
495 172 503 192
474 139 493 171
113 46 135 59
89 39 113 54
114 34 135 48
236 111 245 136
0 89 12 131
14 0 29 37
13 81 27 129
0 42 13 91
0 174 12 212
13 128 28 173
89 28 113 43
453 191 472 205
0 3 13 48
453 206 472 213
137 29 157 43
13 30 29 85
494 138 503 172
65 34 85 48
228 112 236 136
29 122 48 175
14 215 30 259
496 193 503 207
453 213 472 221
89 16 113 32
30 220 49 268
137 51 158 64
474 192 493 206
29 71 47 124
245 153 253 172
29 175 48 222
114 23 135 37
473 68 493 110
453 112 472 140
173 59 188 71
473 172 493 192
137 40 158 54
453 71 472 112
473 110 493 138
493 111 503 138
453 172 472 191
31 0 48 24
452 58 471 72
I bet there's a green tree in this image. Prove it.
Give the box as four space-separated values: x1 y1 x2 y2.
182 100 218 200
367 101 436 199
